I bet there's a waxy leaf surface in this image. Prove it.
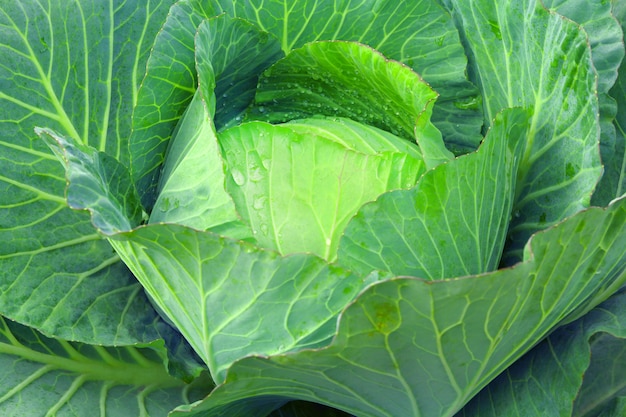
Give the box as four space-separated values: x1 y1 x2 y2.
220 119 425 261
459 288 626 417
0 0 175 344
174 196 626 417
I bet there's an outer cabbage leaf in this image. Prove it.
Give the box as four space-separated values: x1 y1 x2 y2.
458 288 626 417
0 317 210 417
171 196 626 417
148 15 282 234
594 0 626 204
541 0 625 207
543 0 623 93
0 0 175 344
338 108 529 279
130 0 224 208
109 226 373 385
448 0 602 262
38 129 143 235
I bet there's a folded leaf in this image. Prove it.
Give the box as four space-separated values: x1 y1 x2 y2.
221 0 484 151
130 0 223 208
338 108 529 278
194 15 284 130
173 196 626 417
248 40 453 166
131 0 482 209
38 128 143 234
109 225 372 384
594 2 626 205
149 89 252 239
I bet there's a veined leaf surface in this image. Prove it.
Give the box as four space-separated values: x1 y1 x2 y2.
131 0 482 209
459 288 626 417
109 225 373 384
594 1 626 204
173 196 626 417
219 119 425 260
247 40 451 162
338 108 529 278
0 0 174 344
449 0 602 262
0 317 209 417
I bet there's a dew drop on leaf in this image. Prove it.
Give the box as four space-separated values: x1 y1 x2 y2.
253 195 267 210
231 168 246 185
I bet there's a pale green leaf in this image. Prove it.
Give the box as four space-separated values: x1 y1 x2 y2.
148 89 251 238
338 108 529 278
219 119 425 261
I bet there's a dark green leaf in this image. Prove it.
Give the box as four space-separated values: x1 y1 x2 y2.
0 0 174 345
449 0 603 262
594 1 626 204
195 14 284 130
130 0 224 208
223 0 484 151
0 316 210 416
458 288 626 417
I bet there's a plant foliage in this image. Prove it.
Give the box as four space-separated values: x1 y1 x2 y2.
1 0 625 416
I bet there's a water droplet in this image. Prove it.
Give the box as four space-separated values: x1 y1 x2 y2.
261 159 271 169
253 195 267 210
231 168 246 185
249 163 264 182
260 223 269 235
